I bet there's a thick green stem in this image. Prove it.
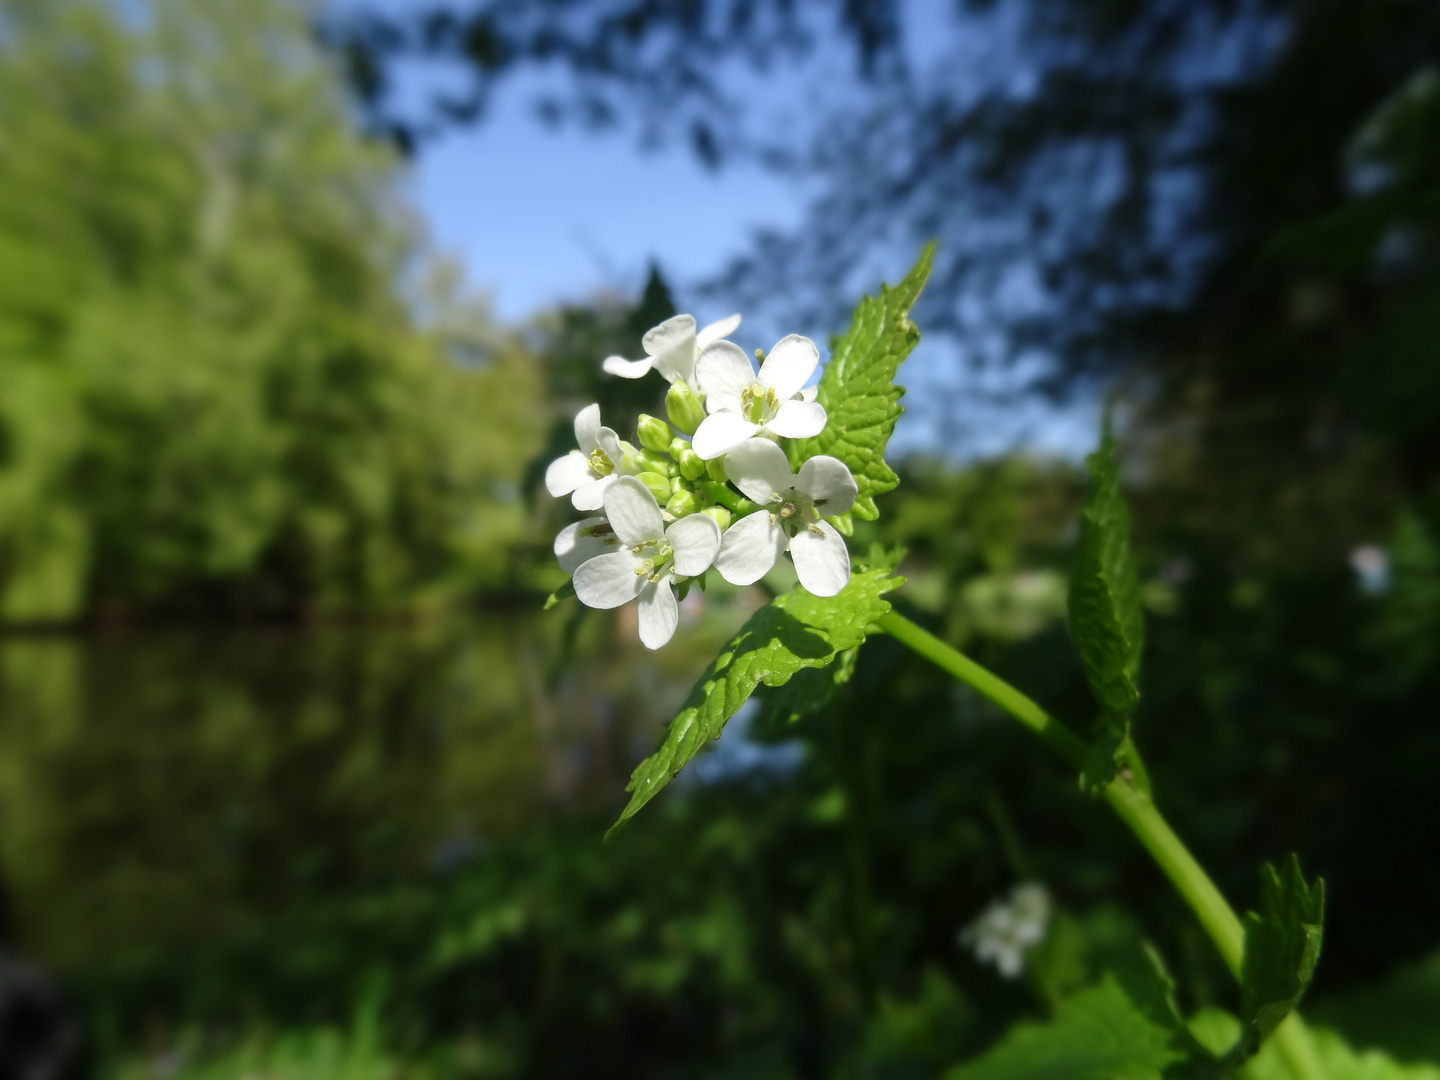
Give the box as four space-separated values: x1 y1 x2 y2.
875 610 1326 1080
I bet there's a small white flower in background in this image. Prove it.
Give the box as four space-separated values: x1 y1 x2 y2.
960 883 1051 979
691 335 828 459
601 313 742 386
1349 544 1389 595
714 438 856 596
573 476 721 649
544 404 631 512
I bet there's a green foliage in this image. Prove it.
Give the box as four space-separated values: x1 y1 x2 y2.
792 244 933 533
1067 417 1144 784
1191 1011 1440 1080
1225 857 1326 1066
0 0 541 620
944 977 1181 1080
606 567 901 836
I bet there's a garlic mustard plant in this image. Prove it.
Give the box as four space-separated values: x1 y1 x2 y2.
713 438 856 596
600 313 741 386
544 403 634 511
691 335 828 459
571 476 721 650
544 247 1331 1080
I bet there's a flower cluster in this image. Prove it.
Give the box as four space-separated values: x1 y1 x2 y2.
959 883 1052 979
545 313 859 649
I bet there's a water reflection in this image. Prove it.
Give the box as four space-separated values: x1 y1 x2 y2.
0 612 722 977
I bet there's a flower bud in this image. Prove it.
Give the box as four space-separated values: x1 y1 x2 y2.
637 472 672 503
670 474 687 494
636 414 673 453
666 490 701 517
668 437 690 460
701 505 732 531
665 378 707 435
678 449 707 482
637 448 677 477
705 456 728 484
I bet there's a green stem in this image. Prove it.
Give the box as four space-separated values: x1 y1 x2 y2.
875 610 1326 1080
700 481 756 516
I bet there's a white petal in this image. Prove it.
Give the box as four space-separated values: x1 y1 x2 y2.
789 521 850 597
596 425 624 464
602 355 654 379
714 511 786 586
665 513 721 576
797 384 818 403
545 452 593 497
573 403 603 454
554 517 615 574
765 399 827 440
757 335 819 400
796 455 858 518
636 578 679 650
695 313 741 351
642 314 698 384
723 438 793 504
692 412 762 460
696 341 756 414
573 551 646 609
601 475 664 546
571 474 616 512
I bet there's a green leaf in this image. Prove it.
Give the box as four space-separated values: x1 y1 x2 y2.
605 568 903 838
1229 856 1326 1065
1067 415 1144 737
944 976 1183 1080
1189 1011 1439 1080
792 243 933 531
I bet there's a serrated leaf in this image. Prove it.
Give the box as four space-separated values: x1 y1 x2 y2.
605 568 902 838
1068 418 1144 736
1228 856 1325 1065
793 243 933 524
944 977 1183 1080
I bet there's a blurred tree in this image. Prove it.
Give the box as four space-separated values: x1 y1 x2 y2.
0 0 544 622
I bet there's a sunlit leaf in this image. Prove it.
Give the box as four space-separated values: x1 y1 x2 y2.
606 568 902 838
792 243 933 532
944 976 1182 1080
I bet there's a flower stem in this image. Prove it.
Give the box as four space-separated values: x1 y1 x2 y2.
875 610 1327 1080
700 481 756 516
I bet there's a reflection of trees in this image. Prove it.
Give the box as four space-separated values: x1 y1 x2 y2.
0 620 633 969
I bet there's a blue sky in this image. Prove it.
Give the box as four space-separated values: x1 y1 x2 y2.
395 20 1098 459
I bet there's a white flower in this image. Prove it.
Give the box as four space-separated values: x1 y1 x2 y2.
554 517 622 573
601 313 741 386
544 404 631 512
960 884 1051 979
713 438 856 596
691 335 827 459
573 476 721 649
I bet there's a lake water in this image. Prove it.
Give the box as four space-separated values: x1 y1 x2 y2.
0 611 741 978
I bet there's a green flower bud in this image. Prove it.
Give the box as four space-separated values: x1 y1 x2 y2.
665 378 707 435
670 474 686 494
678 449 707 482
705 456 729 483
637 472 672 503
668 436 690 460
701 505 732 531
636 414 673 453
637 448 677 476
666 490 701 517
